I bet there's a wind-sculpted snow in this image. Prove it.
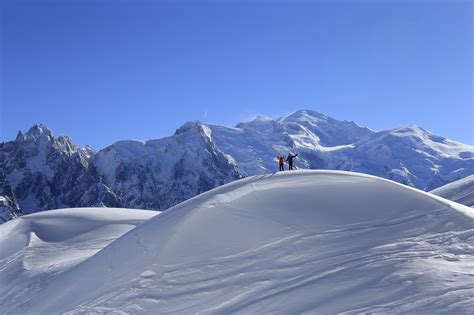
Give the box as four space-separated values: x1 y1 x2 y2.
3 171 473 313
0 208 157 313
432 175 474 207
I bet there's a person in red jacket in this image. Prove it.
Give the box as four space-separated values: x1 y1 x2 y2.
277 155 285 171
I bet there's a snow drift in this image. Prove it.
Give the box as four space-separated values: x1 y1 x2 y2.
1 171 474 313
0 208 158 313
431 175 474 207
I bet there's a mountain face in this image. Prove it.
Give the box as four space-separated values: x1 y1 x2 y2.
93 123 242 211
205 110 474 190
0 124 117 215
0 168 23 222
336 126 474 189
0 123 242 222
1 110 474 222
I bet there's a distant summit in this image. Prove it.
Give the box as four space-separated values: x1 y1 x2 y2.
16 123 53 142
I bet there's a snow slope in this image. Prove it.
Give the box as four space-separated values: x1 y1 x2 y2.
431 175 474 207
3 171 473 314
0 208 158 312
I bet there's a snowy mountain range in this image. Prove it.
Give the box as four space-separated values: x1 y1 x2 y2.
1 109 474 222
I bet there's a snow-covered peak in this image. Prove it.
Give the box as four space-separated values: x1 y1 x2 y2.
13 124 82 157
387 125 429 137
279 109 366 131
377 124 473 157
174 121 203 135
278 109 373 147
255 114 271 120
235 115 278 130
173 121 215 143
92 120 243 211
13 124 81 158
0 124 102 216
279 109 328 122
249 114 273 123
54 135 78 155
385 125 456 145
17 123 54 143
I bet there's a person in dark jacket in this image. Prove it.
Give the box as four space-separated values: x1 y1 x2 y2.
277 155 285 171
286 153 298 170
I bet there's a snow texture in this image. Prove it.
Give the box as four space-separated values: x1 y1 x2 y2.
0 208 158 313
1 171 473 313
432 175 474 207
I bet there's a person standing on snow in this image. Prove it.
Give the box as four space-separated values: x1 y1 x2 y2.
277 155 285 171
286 153 298 170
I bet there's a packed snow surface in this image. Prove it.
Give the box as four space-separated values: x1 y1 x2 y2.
0 208 158 312
1 171 474 314
432 175 474 207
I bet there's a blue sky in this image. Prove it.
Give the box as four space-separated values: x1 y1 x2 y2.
1 0 472 149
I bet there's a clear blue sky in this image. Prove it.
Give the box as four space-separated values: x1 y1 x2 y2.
1 0 472 149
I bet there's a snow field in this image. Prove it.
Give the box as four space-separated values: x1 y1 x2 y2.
1 171 473 313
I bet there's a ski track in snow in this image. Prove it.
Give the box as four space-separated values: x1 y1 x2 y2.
432 175 474 208
1 171 474 314
71 210 474 314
